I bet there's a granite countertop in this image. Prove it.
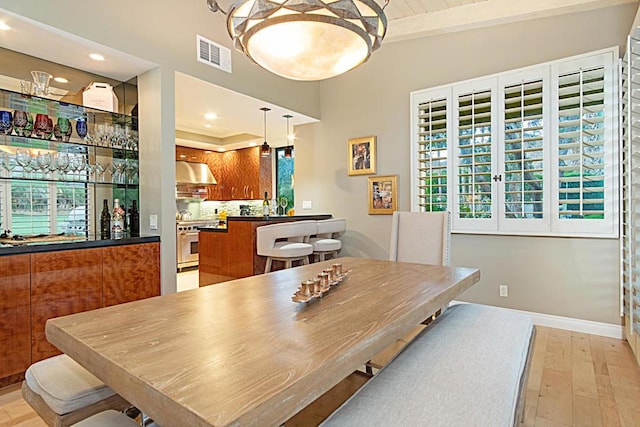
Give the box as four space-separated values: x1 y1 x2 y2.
0 234 160 256
225 214 332 222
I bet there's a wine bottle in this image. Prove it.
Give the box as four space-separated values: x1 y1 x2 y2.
262 191 270 218
100 199 110 240
112 199 124 239
130 200 140 237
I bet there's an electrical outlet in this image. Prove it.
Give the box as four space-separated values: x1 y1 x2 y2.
302 200 312 210
150 215 158 230
499 285 508 298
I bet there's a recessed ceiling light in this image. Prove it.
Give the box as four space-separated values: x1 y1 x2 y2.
217 148 225 152
204 113 218 120
179 154 186 158
204 124 212 128
89 53 105 61
0 22 10 31
248 142 257 147
204 150 212 154
54 77 69 84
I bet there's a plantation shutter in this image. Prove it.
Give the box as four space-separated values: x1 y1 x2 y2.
415 94 449 212
503 79 544 219
452 80 498 231
557 67 606 220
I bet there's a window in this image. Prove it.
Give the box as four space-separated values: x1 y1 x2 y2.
1 145 90 237
275 147 294 215
411 49 618 237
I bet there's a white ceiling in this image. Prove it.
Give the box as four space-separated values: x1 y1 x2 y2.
1 0 636 151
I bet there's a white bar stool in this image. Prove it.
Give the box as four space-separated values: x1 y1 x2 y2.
310 218 346 262
257 220 317 273
22 354 130 427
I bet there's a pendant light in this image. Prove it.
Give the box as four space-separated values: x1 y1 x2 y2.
283 114 293 158
260 107 271 157
206 0 388 81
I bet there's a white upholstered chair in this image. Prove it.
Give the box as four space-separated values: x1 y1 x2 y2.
22 354 130 427
367 211 452 373
257 220 317 273
388 211 451 266
310 218 346 261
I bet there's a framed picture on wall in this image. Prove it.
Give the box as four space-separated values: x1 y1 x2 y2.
368 175 398 215
348 135 376 175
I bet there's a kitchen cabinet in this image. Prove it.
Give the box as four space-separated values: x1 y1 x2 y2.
0 254 31 381
175 145 271 200
31 248 103 362
0 239 161 383
103 242 160 306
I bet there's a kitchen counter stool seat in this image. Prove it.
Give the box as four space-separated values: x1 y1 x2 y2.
257 220 316 273
22 354 130 427
310 218 346 262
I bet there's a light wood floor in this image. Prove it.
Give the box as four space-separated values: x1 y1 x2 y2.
1 326 639 426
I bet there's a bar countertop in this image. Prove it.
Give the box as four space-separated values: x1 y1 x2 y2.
199 214 332 233
0 234 160 256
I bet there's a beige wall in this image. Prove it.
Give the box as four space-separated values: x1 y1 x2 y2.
294 3 638 325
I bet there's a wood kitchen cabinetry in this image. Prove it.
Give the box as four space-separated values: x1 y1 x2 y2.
0 255 31 381
31 248 103 362
103 242 160 306
175 145 271 200
0 239 161 383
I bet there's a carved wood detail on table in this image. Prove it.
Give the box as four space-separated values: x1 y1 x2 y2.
0 254 31 378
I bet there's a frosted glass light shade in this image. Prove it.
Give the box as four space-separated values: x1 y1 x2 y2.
227 0 387 81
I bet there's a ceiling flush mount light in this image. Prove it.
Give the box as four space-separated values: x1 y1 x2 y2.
283 114 293 158
206 0 388 81
204 112 218 120
0 22 11 31
260 107 271 157
89 53 105 61
53 77 69 84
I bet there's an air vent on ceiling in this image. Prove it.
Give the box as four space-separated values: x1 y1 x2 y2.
197 34 232 73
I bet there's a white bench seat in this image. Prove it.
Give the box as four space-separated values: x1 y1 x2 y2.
322 303 534 427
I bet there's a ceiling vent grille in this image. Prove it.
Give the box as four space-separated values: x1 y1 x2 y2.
197 34 232 73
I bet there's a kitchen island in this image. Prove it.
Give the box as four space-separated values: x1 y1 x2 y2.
199 215 331 286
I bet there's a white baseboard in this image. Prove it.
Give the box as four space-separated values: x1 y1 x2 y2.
450 301 624 339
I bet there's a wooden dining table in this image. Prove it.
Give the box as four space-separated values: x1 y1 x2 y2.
46 257 480 427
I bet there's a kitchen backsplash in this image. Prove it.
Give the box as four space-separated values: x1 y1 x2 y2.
200 200 262 218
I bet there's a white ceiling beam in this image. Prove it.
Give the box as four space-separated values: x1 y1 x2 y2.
386 0 638 42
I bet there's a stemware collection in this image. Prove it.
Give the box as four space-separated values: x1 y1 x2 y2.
0 109 139 150
0 108 139 184
0 149 139 184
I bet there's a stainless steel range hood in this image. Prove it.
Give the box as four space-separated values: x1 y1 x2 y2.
175 161 217 185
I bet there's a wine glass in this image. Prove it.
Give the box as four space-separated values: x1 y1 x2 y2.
115 160 127 184
279 197 288 216
16 149 33 179
1 153 16 178
73 155 87 181
36 151 52 180
55 153 70 181
126 159 138 184
95 161 106 182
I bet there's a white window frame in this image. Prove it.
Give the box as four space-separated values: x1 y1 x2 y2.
410 48 619 238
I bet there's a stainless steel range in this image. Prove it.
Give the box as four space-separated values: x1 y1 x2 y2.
176 219 216 271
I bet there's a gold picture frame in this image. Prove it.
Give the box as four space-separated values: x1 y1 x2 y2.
348 136 376 176
368 175 398 215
